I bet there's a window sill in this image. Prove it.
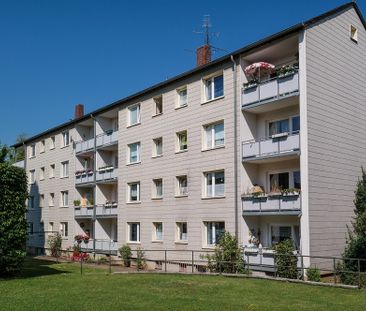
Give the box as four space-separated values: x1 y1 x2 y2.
201 95 224 106
152 240 163 244
151 197 163 200
60 176 69 179
152 113 163 118
50 147 55 150
201 196 226 200
152 155 163 159
175 104 188 110
60 206 69 208
174 241 188 245
126 201 141 205
49 176 55 179
40 178 45 181
127 122 141 129
29 156 36 159
202 145 225 152
49 205 54 207
60 144 70 149
175 194 188 198
40 151 45 154
126 161 141 167
202 246 216 250
175 149 188 155
127 242 141 245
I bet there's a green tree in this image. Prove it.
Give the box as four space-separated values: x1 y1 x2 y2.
0 163 28 276
274 239 298 279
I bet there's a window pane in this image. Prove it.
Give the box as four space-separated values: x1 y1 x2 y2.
214 171 225 196
205 125 212 148
130 106 139 125
179 89 187 106
214 75 224 98
214 123 224 146
130 224 138 241
130 184 139 201
130 144 139 162
206 79 213 100
207 222 213 244
293 171 301 189
215 222 225 244
292 116 300 133
206 173 213 196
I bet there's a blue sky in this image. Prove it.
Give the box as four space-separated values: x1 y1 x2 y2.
1 0 365 145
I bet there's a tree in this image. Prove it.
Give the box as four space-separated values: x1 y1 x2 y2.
274 239 298 279
0 163 28 276
0 134 27 164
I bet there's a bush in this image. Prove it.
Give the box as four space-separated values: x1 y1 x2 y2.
97 256 108 265
307 266 321 282
202 232 247 274
48 233 62 258
274 239 298 279
119 244 132 267
0 164 28 276
136 247 145 270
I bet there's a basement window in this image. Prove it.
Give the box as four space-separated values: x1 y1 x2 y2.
350 25 358 43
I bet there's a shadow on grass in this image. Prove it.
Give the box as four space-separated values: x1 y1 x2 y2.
1 257 71 280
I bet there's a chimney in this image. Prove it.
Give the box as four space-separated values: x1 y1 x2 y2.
196 44 211 67
74 104 84 119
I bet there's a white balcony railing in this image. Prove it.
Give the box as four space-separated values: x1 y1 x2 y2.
75 171 94 184
81 239 118 252
96 130 118 148
96 167 118 182
242 72 299 106
75 138 94 154
74 206 94 217
95 203 118 217
242 132 300 161
242 193 301 214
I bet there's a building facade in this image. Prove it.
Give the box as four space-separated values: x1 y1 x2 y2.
16 3 366 269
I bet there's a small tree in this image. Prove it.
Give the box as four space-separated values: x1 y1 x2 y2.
119 244 132 267
48 233 62 260
136 247 146 270
274 239 298 279
0 163 28 276
306 266 321 282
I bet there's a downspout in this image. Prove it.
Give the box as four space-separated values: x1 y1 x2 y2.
90 113 97 256
230 55 239 241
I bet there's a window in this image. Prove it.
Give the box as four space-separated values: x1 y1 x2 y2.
292 116 300 134
293 171 301 189
128 104 140 126
204 121 224 149
176 130 188 152
28 222 34 234
177 87 188 108
49 164 55 178
28 196 34 209
29 170 35 184
40 140 45 153
204 170 225 197
153 222 163 241
350 25 358 43
61 161 69 178
205 222 225 246
271 226 292 245
39 194 44 207
49 193 55 206
40 222 44 233
40 167 45 180
153 179 163 199
60 222 68 237
269 116 300 136
50 136 55 149
153 95 163 115
153 137 163 157
61 191 69 207
62 131 70 147
269 170 301 192
204 74 224 101
176 175 188 196
29 144 36 158
128 222 140 242
176 222 188 242
49 222 54 234
128 142 140 164
128 182 140 202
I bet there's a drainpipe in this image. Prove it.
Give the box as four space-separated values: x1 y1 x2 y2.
90 114 97 256
230 55 239 241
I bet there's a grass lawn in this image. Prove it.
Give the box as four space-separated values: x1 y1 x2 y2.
0 257 365 311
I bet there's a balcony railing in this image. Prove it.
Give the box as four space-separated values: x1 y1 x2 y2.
81 239 118 252
75 138 94 154
96 167 118 182
75 170 94 184
242 132 300 161
242 193 301 215
96 130 118 148
74 206 94 218
95 203 118 217
242 71 299 107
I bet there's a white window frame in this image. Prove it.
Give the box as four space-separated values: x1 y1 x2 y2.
152 137 163 157
152 178 163 199
60 191 69 207
49 164 55 178
49 222 54 235
128 142 140 164
204 221 225 247
176 175 188 196
267 115 300 137
29 144 36 158
128 182 140 202
153 222 163 241
350 25 358 43
60 161 69 178
40 140 45 153
203 72 224 102
60 222 68 237
204 170 225 198
176 222 188 242
50 136 55 150
128 104 141 126
153 95 163 116
128 222 140 243
62 131 70 147
29 170 35 184
39 194 44 207
176 130 188 152
39 167 45 180
267 169 301 192
269 223 300 249
176 86 188 108
203 121 224 150
49 193 55 207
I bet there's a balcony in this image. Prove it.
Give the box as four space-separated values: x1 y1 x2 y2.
242 193 301 216
96 130 118 148
96 167 118 183
75 170 94 185
242 71 299 110
81 239 118 253
95 203 118 217
75 138 94 154
242 132 300 163
74 206 94 218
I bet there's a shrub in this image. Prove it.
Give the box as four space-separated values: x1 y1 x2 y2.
202 232 247 274
0 164 28 276
48 233 62 259
73 200 80 206
307 266 321 282
97 256 108 265
119 244 132 267
136 247 146 270
274 239 298 279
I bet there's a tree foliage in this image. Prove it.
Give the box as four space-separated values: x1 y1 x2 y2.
48 233 62 259
0 163 28 276
274 239 298 279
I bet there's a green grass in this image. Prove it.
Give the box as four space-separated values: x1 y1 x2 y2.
0 257 365 311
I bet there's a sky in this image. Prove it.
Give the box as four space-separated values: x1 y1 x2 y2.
1 0 365 145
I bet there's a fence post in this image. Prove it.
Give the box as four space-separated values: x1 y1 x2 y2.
191 251 194 274
109 249 112 275
301 255 304 280
246 254 250 274
358 259 361 289
164 250 167 273
81 256 83 275
333 258 336 284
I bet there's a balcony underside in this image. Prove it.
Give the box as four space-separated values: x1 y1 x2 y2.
242 150 300 164
95 178 117 185
96 141 118 151
75 182 95 188
243 209 301 216
242 93 299 114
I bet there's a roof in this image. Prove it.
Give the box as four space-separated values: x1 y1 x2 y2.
13 1 365 148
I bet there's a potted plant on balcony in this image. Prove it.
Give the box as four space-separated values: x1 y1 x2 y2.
269 186 282 197
105 200 112 208
243 79 258 90
83 235 90 244
281 188 301 196
276 63 299 79
73 200 81 207
74 234 84 244
88 198 94 207
87 169 93 175
112 201 118 207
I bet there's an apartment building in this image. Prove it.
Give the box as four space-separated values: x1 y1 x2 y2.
15 2 366 269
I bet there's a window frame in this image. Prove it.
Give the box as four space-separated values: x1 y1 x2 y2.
128 142 141 164
203 72 224 102
61 131 70 147
176 175 188 197
152 178 163 199
50 136 55 150
176 222 188 243
153 95 163 116
60 190 69 207
49 164 55 178
350 25 358 43
60 222 68 237
29 169 35 184
128 182 140 203
203 121 225 150
40 140 45 153
176 130 188 152
153 222 163 242
267 169 301 192
176 86 188 108
49 193 55 207
29 144 36 158
60 161 69 178
128 104 141 127
204 170 225 198
267 115 300 137
152 137 163 157
204 221 225 247
128 222 141 243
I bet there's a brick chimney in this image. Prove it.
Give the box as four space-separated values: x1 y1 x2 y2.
74 104 84 119
196 44 211 67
